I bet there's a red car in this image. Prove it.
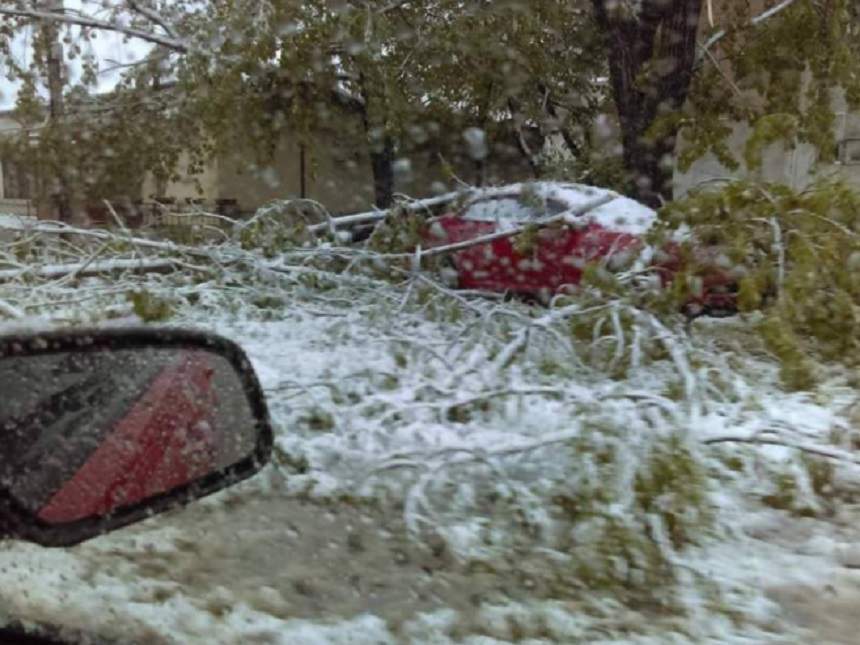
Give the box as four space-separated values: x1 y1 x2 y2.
36 350 220 524
422 182 738 316
0 349 221 525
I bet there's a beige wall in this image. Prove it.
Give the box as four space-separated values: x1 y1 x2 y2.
674 91 860 197
675 5 860 197
216 128 375 215
140 150 220 203
212 119 534 215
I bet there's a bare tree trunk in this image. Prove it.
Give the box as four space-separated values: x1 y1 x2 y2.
356 69 395 209
369 135 395 209
591 0 703 207
508 97 543 177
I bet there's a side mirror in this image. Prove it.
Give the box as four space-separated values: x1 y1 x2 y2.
0 327 273 546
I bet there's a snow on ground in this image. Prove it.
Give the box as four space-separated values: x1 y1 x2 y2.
0 218 859 642
0 214 38 244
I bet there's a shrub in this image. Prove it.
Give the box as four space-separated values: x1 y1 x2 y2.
660 179 860 388
552 429 713 603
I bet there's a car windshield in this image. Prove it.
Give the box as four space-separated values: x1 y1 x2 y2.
0 0 859 642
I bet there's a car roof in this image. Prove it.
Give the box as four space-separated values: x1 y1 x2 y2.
454 182 658 234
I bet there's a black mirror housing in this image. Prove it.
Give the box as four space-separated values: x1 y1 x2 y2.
0 327 273 547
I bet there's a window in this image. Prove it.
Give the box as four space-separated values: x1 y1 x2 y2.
462 195 567 223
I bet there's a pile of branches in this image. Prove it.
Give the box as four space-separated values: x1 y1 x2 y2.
2 192 860 622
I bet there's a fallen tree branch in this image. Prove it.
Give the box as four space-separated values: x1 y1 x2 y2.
488 302 607 376
0 257 176 282
0 298 24 318
306 187 616 241
370 426 584 479
419 193 616 259
305 191 465 235
50 239 114 288
104 199 146 259
703 434 860 466
0 220 216 259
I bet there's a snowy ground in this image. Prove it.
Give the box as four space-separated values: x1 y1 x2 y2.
1 223 860 643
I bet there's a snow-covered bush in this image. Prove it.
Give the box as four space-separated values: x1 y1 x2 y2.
661 179 860 389
549 429 713 605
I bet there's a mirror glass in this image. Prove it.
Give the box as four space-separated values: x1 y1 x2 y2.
0 346 259 525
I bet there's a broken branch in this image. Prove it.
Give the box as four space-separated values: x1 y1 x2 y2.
419 193 616 259
0 258 176 282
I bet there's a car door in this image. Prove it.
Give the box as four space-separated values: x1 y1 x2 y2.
431 194 574 293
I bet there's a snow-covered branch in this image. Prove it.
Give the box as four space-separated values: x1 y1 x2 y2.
0 257 176 282
703 434 860 466
0 4 188 52
304 190 464 235
0 220 209 257
419 194 616 259
696 0 799 64
125 0 178 39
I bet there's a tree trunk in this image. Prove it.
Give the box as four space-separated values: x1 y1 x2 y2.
355 68 396 210
370 135 395 209
508 97 543 177
591 0 703 207
42 0 72 221
618 110 678 208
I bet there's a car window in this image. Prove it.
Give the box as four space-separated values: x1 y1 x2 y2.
461 196 568 222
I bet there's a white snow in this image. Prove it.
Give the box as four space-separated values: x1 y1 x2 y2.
0 213 38 231
545 182 657 234
457 182 658 235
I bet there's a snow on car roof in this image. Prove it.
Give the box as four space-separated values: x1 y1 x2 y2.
461 181 657 235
